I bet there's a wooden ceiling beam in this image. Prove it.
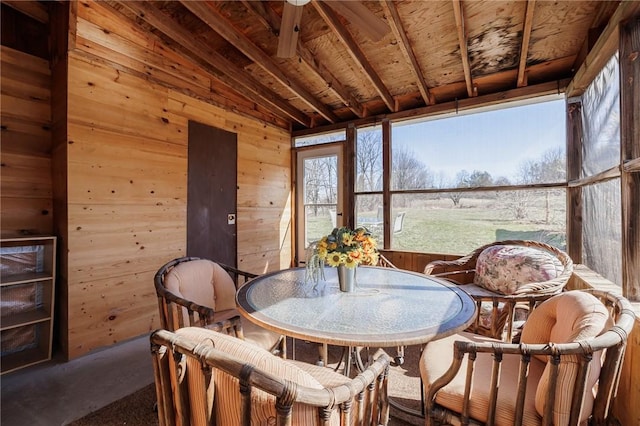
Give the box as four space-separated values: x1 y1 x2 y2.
277 2 303 58
325 1 390 42
180 1 340 123
2 0 49 24
313 0 396 112
381 0 435 106
296 47 366 118
119 1 311 127
452 0 476 97
567 0 640 97
517 0 536 88
239 0 281 36
240 2 365 118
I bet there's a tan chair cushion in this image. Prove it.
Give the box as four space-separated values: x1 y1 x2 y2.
164 260 282 351
176 327 334 425
421 331 545 426
520 291 610 424
164 259 237 312
421 291 611 426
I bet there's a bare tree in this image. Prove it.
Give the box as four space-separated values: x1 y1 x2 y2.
514 148 566 222
449 169 493 206
392 145 433 190
516 147 565 184
304 156 337 215
356 130 383 192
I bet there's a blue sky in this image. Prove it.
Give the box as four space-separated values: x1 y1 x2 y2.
392 96 566 183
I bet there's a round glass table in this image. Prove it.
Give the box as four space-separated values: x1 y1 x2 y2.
236 266 476 348
237 266 477 418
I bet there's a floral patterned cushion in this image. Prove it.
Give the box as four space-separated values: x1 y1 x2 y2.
473 245 563 295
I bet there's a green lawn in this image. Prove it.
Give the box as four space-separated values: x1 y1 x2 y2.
307 193 566 256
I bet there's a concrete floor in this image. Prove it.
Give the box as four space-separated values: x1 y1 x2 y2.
1 334 154 426
0 335 423 426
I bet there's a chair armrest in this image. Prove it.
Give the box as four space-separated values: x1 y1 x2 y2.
425 290 635 426
377 253 399 269
158 287 244 331
158 287 214 320
151 329 391 425
218 262 258 287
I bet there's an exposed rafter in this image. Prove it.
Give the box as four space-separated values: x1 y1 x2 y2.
109 0 620 131
312 0 396 112
239 0 281 36
381 0 435 106
119 1 311 127
517 0 536 88
452 0 476 97
241 2 365 118
179 1 339 123
325 1 390 42
2 0 49 23
296 47 365 118
567 0 640 97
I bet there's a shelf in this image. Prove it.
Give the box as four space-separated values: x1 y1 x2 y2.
1 346 50 375
1 235 56 374
1 309 51 331
0 272 53 286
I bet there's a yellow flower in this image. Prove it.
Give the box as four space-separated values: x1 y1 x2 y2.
348 249 362 263
342 233 355 246
310 226 378 268
344 256 358 268
326 252 345 267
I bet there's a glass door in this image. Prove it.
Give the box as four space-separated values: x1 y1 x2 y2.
296 144 343 265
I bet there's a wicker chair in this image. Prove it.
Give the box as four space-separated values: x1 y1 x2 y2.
420 289 635 426
154 256 285 356
151 327 391 426
424 240 573 341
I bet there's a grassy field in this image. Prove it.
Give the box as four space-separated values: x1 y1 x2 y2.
308 192 566 256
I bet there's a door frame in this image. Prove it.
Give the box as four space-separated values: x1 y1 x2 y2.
295 143 344 265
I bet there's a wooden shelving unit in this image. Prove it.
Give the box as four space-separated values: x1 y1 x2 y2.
1 235 56 374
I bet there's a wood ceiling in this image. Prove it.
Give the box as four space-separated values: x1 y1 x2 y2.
104 1 626 132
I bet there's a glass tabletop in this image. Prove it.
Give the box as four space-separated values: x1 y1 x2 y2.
237 266 476 347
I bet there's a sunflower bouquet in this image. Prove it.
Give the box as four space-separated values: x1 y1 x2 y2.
306 227 379 284
317 226 379 267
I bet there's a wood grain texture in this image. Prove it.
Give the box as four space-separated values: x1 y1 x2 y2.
620 17 640 303
58 1 291 358
0 46 53 235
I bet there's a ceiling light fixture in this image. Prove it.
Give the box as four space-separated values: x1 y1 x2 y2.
286 0 311 6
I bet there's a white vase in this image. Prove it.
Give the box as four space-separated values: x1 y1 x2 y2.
337 264 356 292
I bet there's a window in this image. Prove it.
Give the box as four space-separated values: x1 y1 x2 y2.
354 95 568 254
579 54 621 285
354 125 385 243
294 130 345 147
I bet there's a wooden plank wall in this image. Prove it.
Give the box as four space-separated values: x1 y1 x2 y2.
379 249 461 273
62 1 291 358
0 46 53 236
